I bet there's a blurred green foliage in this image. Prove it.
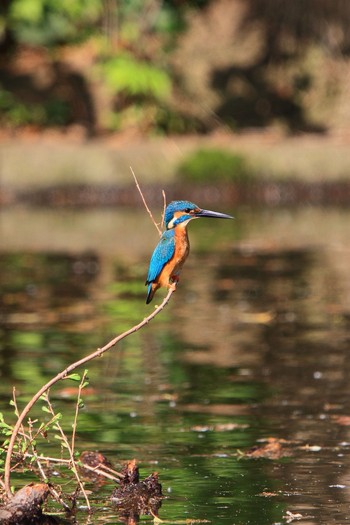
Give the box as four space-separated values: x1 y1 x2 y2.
102 54 171 101
100 52 172 131
2 0 200 132
8 0 102 45
1 0 347 135
4 0 210 46
177 148 251 183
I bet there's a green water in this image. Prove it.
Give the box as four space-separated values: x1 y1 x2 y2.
1 206 350 524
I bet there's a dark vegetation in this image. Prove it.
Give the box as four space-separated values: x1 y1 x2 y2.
0 0 350 135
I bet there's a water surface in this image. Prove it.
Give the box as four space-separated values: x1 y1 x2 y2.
1 206 350 524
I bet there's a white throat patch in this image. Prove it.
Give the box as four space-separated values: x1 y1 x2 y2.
167 216 176 229
168 216 195 230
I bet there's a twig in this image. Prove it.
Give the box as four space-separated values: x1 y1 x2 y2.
161 189 167 229
93 462 123 479
25 415 71 512
12 388 25 440
48 485 71 513
71 371 88 455
44 392 91 510
78 463 121 483
11 388 28 463
130 166 163 237
10 413 65 473
3 286 175 496
28 418 48 483
22 453 122 483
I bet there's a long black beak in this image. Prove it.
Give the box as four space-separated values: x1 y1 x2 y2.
195 208 234 220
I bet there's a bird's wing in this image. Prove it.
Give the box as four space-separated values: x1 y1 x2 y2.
146 230 175 284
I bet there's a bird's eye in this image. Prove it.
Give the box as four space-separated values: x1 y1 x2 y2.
185 208 192 213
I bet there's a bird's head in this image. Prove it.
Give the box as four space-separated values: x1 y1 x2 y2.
164 200 233 230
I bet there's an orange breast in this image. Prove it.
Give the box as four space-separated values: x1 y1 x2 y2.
158 224 190 288
172 225 190 274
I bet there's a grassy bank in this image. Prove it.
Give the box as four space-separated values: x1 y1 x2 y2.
1 129 350 191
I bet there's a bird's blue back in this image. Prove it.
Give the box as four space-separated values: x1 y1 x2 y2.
146 229 175 285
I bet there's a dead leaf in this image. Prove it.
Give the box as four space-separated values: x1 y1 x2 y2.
332 415 350 426
241 437 291 459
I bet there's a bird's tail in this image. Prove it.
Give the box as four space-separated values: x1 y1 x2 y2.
146 282 155 304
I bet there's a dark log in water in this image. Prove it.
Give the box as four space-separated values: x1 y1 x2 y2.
0 483 50 524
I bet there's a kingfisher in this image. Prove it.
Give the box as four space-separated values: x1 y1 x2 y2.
145 200 233 304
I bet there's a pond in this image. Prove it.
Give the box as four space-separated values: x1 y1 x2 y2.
1 205 350 524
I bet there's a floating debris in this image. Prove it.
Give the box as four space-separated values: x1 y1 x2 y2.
111 459 163 521
78 450 120 486
239 437 292 459
284 510 304 523
332 415 350 426
190 422 248 432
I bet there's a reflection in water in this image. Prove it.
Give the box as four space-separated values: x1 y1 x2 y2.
0 207 350 524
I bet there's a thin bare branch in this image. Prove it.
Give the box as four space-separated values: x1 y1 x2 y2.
94 462 123 479
130 166 163 237
12 412 62 469
78 463 121 483
28 418 48 483
161 189 167 229
71 370 88 455
44 392 91 510
47 485 71 512
12 388 27 455
3 286 175 496
22 453 122 483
